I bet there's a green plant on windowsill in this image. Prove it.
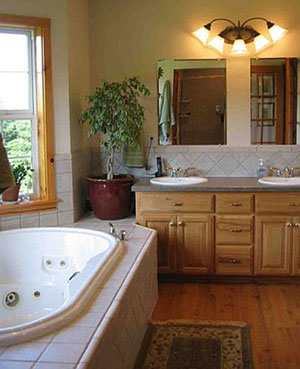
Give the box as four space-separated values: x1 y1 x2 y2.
12 164 33 185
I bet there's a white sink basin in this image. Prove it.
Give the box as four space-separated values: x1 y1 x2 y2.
150 176 208 186
258 177 300 186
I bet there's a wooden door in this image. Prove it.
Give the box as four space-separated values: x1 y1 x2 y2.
173 68 225 145
255 216 293 275
140 214 176 273
292 217 300 275
176 215 213 274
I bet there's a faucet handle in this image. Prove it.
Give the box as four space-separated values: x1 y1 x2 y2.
291 167 300 177
184 167 198 177
270 167 282 177
108 223 116 236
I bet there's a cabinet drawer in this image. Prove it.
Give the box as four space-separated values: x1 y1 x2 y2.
216 246 253 275
138 193 214 213
216 194 253 214
256 193 300 214
216 216 253 244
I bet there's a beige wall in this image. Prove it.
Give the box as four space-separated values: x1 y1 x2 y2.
88 0 300 146
68 0 91 153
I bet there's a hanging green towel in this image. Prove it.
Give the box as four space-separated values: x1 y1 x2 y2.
0 133 15 190
159 80 175 144
123 138 145 168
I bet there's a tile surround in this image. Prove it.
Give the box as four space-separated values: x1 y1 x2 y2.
0 148 91 230
0 218 158 369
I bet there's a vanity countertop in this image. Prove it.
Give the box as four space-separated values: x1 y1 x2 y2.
132 177 300 192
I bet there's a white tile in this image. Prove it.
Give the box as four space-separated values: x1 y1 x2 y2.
33 363 75 369
0 361 34 368
58 211 74 226
57 192 74 212
39 211 58 227
56 173 73 193
72 312 101 328
55 159 72 174
1 216 21 230
39 343 85 364
53 326 94 344
0 342 47 361
21 214 40 228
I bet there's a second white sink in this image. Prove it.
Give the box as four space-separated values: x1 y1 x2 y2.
258 177 300 186
150 176 208 186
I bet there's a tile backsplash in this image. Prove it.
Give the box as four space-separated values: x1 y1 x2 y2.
92 145 300 178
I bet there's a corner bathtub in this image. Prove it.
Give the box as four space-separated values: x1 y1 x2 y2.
0 227 123 347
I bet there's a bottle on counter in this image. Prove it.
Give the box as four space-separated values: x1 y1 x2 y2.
256 158 268 178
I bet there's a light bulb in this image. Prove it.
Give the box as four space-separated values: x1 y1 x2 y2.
230 38 249 55
208 35 224 53
268 24 287 43
193 26 210 45
254 34 271 52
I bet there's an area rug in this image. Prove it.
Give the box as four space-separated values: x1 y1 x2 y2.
134 320 253 369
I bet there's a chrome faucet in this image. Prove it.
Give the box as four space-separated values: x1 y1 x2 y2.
108 223 127 241
166 167 184 177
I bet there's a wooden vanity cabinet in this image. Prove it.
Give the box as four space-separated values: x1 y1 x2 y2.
136 191 300 278
137 193 214 274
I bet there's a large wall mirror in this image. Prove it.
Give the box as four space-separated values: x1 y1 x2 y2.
250 58 300 145
157 59 226 145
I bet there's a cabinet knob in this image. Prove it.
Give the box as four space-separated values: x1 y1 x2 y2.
172 202 183 206
294 223 300 227
178 221 184 226
169 222 175 226
286 223 293 227
229 202 242 207
229 229 242 233
218 258 241 264
289 203 300 207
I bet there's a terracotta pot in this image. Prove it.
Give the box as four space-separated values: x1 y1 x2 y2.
2 184 20 203
87 174 134 220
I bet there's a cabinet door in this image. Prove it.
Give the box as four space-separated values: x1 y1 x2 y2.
140 214 176 273
292 217 300 275
255 216 293 275
177 215 213 274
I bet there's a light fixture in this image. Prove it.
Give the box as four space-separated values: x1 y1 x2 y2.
193 17 287 55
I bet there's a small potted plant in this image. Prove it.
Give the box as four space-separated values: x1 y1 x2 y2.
2 164 32 204
80 76 150 220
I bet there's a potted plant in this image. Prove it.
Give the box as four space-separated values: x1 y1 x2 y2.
80 76 150 220
2 163 32 204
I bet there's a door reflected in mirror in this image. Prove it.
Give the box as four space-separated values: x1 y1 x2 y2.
251 58 299 145
157 59 226 145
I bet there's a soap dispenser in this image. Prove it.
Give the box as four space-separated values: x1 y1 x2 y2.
257 159 267 178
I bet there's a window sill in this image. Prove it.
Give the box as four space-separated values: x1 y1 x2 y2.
0 198 59 217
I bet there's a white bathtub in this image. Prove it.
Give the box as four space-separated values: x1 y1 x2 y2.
0 227 123 347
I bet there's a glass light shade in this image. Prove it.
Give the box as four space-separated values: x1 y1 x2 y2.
230 38 249 55
208 36 224 53
254 34 272 52
193 27 210 45
268 24 287 43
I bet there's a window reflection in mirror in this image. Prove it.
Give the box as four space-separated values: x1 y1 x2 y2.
157 59 226 145
250 58 299 145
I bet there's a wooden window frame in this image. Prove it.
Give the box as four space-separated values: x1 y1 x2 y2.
0 14 57 217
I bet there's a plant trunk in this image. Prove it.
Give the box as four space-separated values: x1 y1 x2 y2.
107 149 114 180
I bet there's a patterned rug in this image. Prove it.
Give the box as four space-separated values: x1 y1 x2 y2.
134 320 253 369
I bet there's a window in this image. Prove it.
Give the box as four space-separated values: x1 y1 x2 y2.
0 15 56 215
0 28 38 195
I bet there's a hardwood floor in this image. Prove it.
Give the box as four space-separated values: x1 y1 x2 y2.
152 283 300 369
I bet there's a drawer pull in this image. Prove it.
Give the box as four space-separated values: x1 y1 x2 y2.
294 223 300 227
229 202 242 207
286 223 293 227
218 257 241 264
178 221 184 226
229 228 242 233
172 202 183 206
169 222 175 227
289 203 300 207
